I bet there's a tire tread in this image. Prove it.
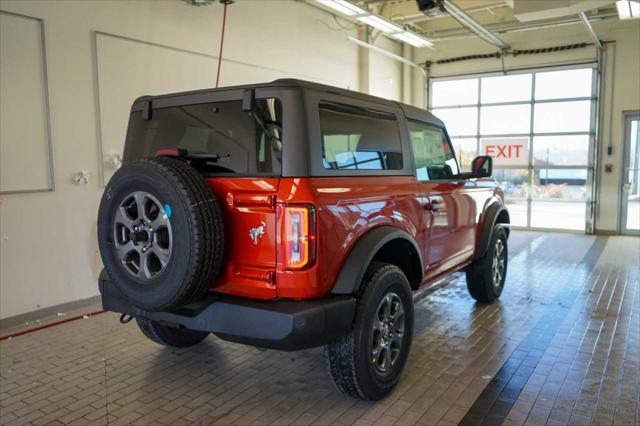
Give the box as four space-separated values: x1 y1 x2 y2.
466 225 507 303
326 262 409 400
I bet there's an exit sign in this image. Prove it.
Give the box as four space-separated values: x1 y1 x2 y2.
481 138 529 166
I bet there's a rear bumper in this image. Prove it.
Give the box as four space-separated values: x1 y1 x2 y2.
98 270 356 351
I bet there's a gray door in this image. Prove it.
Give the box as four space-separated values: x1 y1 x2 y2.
620 112 640 236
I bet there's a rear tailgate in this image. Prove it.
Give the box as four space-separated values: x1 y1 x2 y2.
206 177 279 299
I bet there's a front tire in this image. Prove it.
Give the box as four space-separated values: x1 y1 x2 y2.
466 225 508 303
326 262 414 400
136 318 209 348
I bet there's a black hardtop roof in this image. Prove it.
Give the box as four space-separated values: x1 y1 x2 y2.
136 78 443 128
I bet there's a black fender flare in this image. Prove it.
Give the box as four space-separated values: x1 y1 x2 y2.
476 202 510 259
331 226 423 295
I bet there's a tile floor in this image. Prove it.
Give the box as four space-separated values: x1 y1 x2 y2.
0 231 638 425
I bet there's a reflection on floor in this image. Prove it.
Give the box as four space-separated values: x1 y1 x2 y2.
503 202 588 231
0 232 638 426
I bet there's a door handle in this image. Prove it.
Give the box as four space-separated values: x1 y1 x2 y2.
425 196 445 212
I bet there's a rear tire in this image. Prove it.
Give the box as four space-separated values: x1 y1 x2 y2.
136 318 209 348
466 225 508 303
325 262 414 400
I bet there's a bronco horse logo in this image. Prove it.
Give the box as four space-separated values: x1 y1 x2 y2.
249 221 266 245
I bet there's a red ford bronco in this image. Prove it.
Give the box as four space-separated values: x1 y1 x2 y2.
97 79 509 400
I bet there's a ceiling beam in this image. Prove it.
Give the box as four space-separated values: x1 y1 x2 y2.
394 3 509 24
579 11 603 49
509 0 612 22
427 11 616 42
439 0 511 50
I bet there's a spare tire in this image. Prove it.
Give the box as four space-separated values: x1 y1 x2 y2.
97 157 224 311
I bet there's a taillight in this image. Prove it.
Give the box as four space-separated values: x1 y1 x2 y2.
284 206 316 269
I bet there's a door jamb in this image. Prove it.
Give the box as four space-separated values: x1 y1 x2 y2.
618 110 640 235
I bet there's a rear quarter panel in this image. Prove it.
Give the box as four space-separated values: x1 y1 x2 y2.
276 176 428 299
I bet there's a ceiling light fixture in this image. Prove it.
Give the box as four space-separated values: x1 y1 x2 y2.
392 31 434 48
356 15 403 33
312 0 434 48
316 0 367 16
616 0 640 19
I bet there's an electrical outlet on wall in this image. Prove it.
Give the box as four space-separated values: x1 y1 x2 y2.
73 170 90 185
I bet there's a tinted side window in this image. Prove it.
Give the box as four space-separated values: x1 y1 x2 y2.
319 102 403 170
409 121 459 180
125 99 282 175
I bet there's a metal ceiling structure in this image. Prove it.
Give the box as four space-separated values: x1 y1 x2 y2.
308 0 622 50
436 0 510 49
579 11 605 49
429 11 617 42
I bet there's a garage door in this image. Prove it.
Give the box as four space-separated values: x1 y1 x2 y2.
429 65 596 232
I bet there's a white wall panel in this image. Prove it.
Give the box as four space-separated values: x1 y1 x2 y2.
0 12 52 193
96 34 218 184
369 37 403 102
96 32 350 184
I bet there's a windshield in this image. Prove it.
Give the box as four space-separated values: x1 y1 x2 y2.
124 98 282 175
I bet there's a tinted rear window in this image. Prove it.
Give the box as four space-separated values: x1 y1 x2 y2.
124 99 282 175
319 102 403 170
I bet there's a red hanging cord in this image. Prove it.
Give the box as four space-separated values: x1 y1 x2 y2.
215 2 230 88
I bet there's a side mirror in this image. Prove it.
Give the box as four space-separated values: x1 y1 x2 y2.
471 155 492 178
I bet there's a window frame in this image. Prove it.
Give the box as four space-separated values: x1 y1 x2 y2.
428 62 598 232
124 88 288 178
305 90 413 177
318 101 406 172
125 97 284 178
407 119 461 182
